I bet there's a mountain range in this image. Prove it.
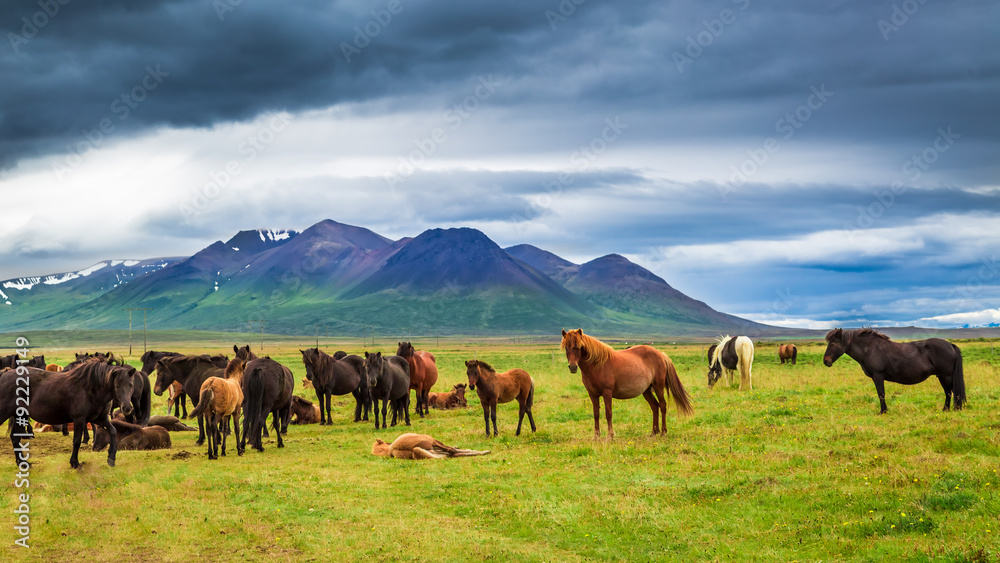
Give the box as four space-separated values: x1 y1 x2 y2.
1 220 778 337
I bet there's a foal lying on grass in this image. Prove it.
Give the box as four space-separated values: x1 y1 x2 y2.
371 433 490 460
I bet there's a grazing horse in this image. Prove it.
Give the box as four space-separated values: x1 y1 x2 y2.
372 433 490 459
778 344 798 365
465 361 535 436
0 360 135 468
708 335 755 390
93 419 172 452
823 328 966 414
190 358 246 459
299 348 370 425
427 383 468 409
561 329 692 438
240 358 294 453
396 342 439 418
364 352 411 430
152 355 225 446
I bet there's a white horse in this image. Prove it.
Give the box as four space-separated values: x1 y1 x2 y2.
708 335 755 390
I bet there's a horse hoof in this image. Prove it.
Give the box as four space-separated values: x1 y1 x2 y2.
71 461 81 469
107 458 115 467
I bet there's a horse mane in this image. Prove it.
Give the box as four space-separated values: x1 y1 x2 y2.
304 348 332 378
468 359 495 373
561 330 616 368
224 358 246 379
66 360 120 389
828 327 891 348
711 335 732 366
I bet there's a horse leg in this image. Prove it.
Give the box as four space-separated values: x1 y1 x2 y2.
404 394 411 426
234 407 243 456
937 375 953 411
68 421 85 469
872 377 888 414
196 413 206 446
221 415 228 457
516 399 526 436
490 401 498 436
96 415 118 468
325 393 333 426
603 391 615 439
207 414 216 460
273 410 285 448
482 403 491 437
10 419 32 468
590 394 601 438
181 394 188 419
642 388 660 435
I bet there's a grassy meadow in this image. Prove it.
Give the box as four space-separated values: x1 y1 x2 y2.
1 336 999 562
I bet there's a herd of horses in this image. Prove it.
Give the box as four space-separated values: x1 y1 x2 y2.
0 327 968 469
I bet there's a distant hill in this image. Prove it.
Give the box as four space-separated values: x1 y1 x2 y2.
2 220 777 336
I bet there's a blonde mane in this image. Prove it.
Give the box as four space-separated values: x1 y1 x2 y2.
712 335 732 366
561 330 616 368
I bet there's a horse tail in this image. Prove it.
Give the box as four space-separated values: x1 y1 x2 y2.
662 353 693 417
190 387 214 419
791 346 797 364
951 344 966 409
242 365 266 442
526 379 535 412
738 337 754 387
139 374 152 426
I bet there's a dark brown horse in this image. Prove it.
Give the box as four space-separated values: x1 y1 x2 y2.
823 328 965 414
92 419 172 451
778 344 797 365
234 344 258 361
561 329 693 438
465 360 536 436
290 395 321 424
239 358 294 453
396 342 439 418
152 355 225 446
0 360 135 468
299 348 370 424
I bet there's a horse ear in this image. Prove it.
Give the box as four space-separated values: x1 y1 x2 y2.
376 352 382 358
561 329 567 337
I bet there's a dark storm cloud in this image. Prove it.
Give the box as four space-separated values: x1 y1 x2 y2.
2 0 997 181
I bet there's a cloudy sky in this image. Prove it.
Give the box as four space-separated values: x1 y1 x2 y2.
1 0 997 328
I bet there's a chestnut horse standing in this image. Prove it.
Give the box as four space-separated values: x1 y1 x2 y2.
778 344 797 365
561 329 692 438
189 358 246 459
396 342 438 418
465 360 535 436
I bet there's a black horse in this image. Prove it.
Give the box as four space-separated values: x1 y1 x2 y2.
142 351 227 418
240 358 294 453
364 352 410 430
0 360 135 468
299 348 370 425
152 355 225 445
823 328 966 414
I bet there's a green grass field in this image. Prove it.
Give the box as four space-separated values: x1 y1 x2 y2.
1 338 999 562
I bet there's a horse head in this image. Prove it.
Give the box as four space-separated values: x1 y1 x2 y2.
396 341 414 358
364 351 383 389
823 328 846 367
707 360 723 388
152 358 175 396
300 349 316 381
465 360 481 390
560 329 585 374
111 365 136 417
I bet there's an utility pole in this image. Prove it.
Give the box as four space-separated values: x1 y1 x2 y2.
248 319 266 352
122 308 153 356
